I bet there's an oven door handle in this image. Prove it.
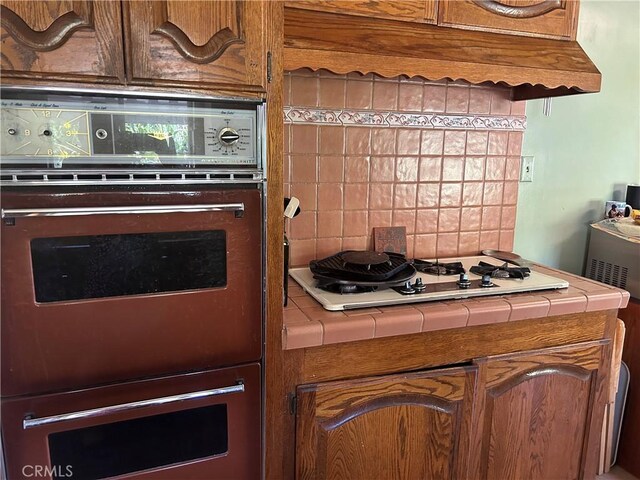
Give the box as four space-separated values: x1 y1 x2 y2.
1 203 245 220
22 382 245 429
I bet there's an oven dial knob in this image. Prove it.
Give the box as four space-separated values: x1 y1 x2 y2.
457 273 471 289
218 127 241 146
481 274 494 288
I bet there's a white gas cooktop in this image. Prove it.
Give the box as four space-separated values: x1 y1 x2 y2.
289 255 569 311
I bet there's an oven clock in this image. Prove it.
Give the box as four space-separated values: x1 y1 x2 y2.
1 107 91 158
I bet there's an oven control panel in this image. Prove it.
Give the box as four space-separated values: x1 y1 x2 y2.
0 92 261 169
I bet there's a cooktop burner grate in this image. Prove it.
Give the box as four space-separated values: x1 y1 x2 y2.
312 265 417 294
341 250 391 268
413 260 466 276
309 250 417 294
310 250 410 281
469 261 531 279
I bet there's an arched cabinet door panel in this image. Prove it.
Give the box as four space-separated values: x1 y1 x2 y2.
0 0 124 82
124 1 266 93
438 0 580 40
295 366 477 480
470 340 610 480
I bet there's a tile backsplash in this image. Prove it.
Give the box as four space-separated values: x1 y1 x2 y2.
284 69 526 266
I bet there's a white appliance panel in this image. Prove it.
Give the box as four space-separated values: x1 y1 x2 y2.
289 256 569 311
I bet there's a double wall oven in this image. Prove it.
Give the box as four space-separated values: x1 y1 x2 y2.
0 88 265 479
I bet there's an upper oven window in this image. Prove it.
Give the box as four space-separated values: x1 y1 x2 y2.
30 230 227 303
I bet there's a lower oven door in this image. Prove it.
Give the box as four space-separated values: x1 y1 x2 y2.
1 363 261 480
1 187 262 396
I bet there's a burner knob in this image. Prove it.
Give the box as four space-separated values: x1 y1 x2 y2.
399 281 415 294
413 277 426 292
481 274 494 287
457 273 471 289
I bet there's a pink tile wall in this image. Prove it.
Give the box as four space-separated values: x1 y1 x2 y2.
284 69 525 266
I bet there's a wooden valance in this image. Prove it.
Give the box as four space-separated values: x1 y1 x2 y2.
283 8 601 101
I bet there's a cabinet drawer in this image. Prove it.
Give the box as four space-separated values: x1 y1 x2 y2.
438 0 580 40
286 0 437 25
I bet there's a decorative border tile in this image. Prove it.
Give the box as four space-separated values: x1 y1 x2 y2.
285 109 341 125
284 107 526 131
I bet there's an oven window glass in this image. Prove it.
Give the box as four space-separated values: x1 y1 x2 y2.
48 404 228 479
31 230 226 302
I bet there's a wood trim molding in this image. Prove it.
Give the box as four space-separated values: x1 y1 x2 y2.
284 48 600 96
284 8 601 100
264 1 285 479
471 0 565 19
150 3 245 64
299 312 614 384
0 5 93 52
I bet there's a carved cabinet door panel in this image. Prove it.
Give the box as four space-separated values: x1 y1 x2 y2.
124 1 266 93
295 366 477 480
0 1 124 82
470 340 610 480
438 0 580 40
284 1 438 25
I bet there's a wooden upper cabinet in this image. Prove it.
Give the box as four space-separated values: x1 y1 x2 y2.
124 1 266 92
438 0 580 40
471 340 610 480
296 366 477 479
0 0 124 82
285 0 438 25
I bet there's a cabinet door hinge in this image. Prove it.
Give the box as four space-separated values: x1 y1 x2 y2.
288 392 297 415
267 51 272 83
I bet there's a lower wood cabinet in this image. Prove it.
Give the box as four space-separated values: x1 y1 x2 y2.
295 340 609 480
472 340 609 480
295 366 476 479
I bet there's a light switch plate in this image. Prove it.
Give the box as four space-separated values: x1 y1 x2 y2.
520 156 534 182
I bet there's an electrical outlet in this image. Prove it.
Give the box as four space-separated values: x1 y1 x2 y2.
520 156 534 182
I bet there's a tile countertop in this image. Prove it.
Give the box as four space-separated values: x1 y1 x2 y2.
283 264 630 350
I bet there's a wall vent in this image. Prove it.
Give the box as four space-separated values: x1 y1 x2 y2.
0 170 264 187
588 259 628 290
